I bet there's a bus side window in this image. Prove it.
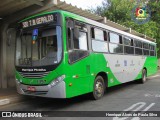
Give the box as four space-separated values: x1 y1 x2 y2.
119 35 122 44
104 31 107 41
143 42 149 56
109 32 123 54
155 46 157 56
91 27 108 53
68 21 89 63
109 32 120 44
150 44 155 56
123 37 134 54
131 39 134 46
91 27 95 39
135 40 142 55
74 30 88 50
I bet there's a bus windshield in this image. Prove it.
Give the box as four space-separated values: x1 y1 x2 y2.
16 26 62 67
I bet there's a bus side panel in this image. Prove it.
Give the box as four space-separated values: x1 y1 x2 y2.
64 54 94 98
133 56 157 80
64 53 122 98
143 56 158 76
104 54 148 83
91 53 122 88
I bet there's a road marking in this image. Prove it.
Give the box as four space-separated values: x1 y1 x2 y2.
113 102 155 120
143 103 155 111
0 99 10 106
144 93 160 98
144 93 152 97
123 102 146 111
149 75 160 78
131 117 140 120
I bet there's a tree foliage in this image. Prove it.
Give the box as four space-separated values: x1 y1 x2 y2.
90 0 160 58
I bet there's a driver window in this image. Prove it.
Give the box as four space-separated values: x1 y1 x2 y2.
67 20 89 63
74 31 88 50
46 36 57 58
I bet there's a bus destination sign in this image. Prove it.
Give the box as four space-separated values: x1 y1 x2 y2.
22 14 55 28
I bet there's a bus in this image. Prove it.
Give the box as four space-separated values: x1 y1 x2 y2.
15 10 157 100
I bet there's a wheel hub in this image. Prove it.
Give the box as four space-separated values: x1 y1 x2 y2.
95 80 103 97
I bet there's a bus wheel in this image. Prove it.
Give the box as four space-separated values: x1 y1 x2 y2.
92 76 105 100
140 69 147 83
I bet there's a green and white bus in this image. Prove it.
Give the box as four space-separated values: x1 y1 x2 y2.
15 10 157 100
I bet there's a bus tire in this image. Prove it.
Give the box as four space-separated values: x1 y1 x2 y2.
140 69 147 83
91 76 105 100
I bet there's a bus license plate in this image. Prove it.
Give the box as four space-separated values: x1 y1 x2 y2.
27 86 36 92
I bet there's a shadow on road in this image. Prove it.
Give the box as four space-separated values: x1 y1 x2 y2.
18 80 140 111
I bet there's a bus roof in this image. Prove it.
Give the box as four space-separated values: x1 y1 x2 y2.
61 11 156 45
20 10 156 45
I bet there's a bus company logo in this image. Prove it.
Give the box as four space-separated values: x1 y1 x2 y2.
131 4 151 24
136 6 146 18
130 60 135 66
115 60 120 67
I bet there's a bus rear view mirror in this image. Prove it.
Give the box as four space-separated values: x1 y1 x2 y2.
7 28 16 46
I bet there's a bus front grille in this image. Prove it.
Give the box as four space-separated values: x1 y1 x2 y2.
18 71 51 78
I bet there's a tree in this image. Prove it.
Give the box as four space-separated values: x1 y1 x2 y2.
90 0 160 58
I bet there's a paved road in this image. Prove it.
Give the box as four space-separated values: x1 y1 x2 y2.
1 71 160 120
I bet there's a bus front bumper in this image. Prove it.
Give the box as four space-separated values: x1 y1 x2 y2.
15 80 66 98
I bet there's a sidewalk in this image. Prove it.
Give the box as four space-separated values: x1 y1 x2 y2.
0 87 27 106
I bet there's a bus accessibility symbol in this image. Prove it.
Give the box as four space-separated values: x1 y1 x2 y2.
124 60 127 66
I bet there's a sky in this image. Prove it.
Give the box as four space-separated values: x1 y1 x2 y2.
60 0 104 10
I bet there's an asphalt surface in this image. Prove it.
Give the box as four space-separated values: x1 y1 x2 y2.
1 71 160 120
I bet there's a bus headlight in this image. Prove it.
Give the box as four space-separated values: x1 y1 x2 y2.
15 79 20 84
15 78 22 84
50 75 65 87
